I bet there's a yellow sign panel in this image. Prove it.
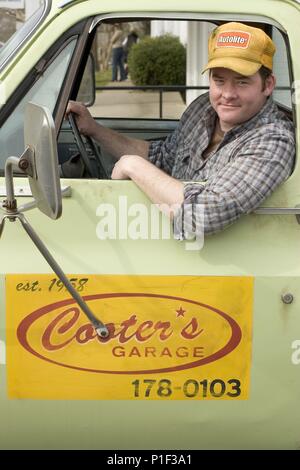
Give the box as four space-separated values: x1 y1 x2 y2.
6 275 253 400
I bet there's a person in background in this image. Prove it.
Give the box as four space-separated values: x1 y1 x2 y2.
123 25 139 78
110 23 126 82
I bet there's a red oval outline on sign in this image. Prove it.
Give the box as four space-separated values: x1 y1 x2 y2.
17 293 242 374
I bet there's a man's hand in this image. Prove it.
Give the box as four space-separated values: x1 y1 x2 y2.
66 101 98 138
66 102 149 161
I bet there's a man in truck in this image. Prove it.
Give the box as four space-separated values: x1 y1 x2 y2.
67 22 295 238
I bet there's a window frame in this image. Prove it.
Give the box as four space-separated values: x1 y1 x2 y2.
0 0 51 73
87 13 294 122
0 18 91 132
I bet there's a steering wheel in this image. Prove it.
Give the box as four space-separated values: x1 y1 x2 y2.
68 112 109 178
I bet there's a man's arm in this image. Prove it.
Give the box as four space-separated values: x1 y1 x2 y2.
112 127 294 236
111 154 184 217
66 101 150 160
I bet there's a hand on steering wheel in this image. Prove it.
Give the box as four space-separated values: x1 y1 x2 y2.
68 112 109 179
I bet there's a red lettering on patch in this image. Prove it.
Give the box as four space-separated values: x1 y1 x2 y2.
217 31 250 48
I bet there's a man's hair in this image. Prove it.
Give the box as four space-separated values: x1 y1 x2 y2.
258 66 273 91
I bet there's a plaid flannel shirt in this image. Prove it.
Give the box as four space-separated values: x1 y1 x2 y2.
148 92 295 236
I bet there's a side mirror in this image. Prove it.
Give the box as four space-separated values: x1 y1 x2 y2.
0 102 108 338
77 53 96 107
24 102 62 219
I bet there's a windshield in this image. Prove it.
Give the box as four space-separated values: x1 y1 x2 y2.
0 0 50 72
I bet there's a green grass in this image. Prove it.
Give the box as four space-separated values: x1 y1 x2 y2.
95 69 112 87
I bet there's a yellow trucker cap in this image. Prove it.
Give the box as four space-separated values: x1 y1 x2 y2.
202 22 276 76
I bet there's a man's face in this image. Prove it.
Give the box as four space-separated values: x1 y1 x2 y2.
209 68 275 132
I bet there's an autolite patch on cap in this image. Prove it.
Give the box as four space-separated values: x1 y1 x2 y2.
217 31 250 48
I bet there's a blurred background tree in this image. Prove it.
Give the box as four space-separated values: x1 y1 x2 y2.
128 34 186 86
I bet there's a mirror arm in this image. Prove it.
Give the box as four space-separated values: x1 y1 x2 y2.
4 157 21 209
3 147 35 212
1 154 108 339
10 211 109 338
